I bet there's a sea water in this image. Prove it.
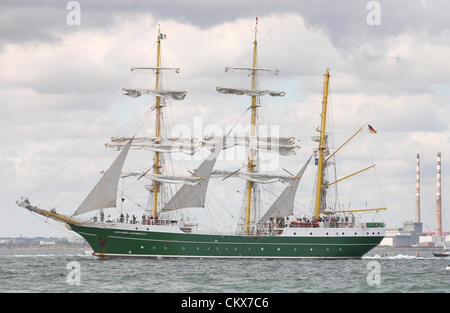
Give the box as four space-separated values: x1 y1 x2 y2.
0 247 448 293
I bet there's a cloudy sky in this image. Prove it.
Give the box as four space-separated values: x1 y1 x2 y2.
1 0 449 237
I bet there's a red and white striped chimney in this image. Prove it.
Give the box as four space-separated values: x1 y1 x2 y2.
436 152 442 238
415 153 420 223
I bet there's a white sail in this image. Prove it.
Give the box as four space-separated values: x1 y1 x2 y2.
123 88 187 100
161 142 224 211
121 171 202 185
259 155 312 222
216 87 286 97
211 170 298 185
106 137 201 155
73 139 132 216
202 135 299 156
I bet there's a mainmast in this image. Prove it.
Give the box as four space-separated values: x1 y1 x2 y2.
152 27 162 219
314 70 330 220
215 18 290 235
245 23 258 235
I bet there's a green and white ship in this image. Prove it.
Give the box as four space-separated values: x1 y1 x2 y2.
17 21 386 259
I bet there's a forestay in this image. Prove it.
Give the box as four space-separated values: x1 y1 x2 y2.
72 139 133 216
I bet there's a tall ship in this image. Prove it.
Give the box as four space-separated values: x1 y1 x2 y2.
17 21 386 258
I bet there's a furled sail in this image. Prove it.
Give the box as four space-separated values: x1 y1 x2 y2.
202 135 299 156
73 139 132 216
216 87 286 97
123 88 187 100
211 170 298 185
259 155 312 222
106 137 201 155
161 141 224 211
121 171 203 185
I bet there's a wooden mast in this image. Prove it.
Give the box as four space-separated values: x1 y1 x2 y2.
245 21 258 235
151 27 162 219
314 70 330 220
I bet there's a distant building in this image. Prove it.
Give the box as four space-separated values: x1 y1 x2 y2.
39 241 56 246
419 235 434 247
379 221 424 247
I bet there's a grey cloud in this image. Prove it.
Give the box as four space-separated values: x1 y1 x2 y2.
2 0 450 49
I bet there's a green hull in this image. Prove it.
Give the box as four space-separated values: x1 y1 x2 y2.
70 223 383 259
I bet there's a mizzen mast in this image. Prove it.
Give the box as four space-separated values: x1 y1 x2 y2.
314 70 330 220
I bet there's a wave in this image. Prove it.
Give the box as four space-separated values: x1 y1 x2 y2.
363 254 438 260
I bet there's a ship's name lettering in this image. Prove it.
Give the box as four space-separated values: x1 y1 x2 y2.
113 231 145 235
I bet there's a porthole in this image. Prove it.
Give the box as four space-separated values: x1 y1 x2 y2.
147 228 149 231
206 247 210 250
294 248 297 251
248 247 251 251
326 232 329 235
338 248 342 251
261 247 264 251
277 248 280 251
310 232 313 235
234 247 238 251
372 232 375 235
140 246 144 249
216 247 219 251
354 232 357 235
128 250 132 254
342 232 345 235
310 248 313 251
293 232 296 236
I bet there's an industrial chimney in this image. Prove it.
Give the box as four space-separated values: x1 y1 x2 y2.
416 154 420 223
436 152 442 239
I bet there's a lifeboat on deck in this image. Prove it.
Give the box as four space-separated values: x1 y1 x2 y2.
290 221 319 228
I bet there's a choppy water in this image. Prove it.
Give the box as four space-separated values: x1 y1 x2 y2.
0 247 448 293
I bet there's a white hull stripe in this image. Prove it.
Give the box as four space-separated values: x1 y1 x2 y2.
107 235 381 246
